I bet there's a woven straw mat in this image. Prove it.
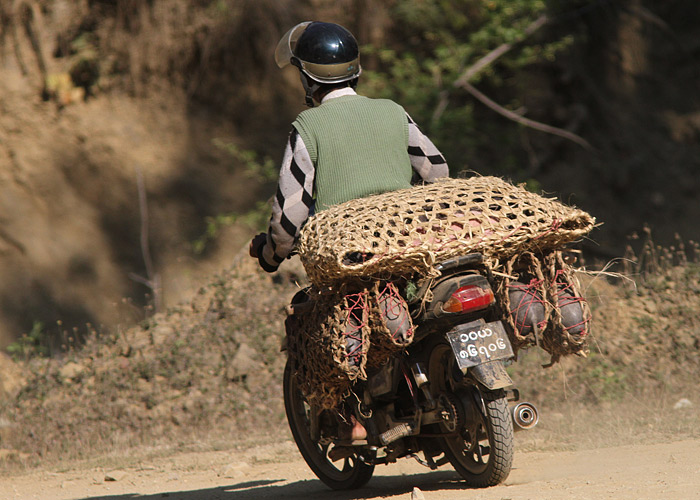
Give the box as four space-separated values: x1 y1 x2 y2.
298 176 595 286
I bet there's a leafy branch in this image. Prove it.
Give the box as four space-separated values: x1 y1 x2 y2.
362 0 593 174
432 12 590 149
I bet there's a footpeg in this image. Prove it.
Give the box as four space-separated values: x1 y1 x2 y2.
379 423 414 445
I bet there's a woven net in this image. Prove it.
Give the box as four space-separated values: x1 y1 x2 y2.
298 176 595 287
494 250 591 363
366 282 414 369
286 282 414 410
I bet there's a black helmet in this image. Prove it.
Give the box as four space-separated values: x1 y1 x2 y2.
275 21 361 106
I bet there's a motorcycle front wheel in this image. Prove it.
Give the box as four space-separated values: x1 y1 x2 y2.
283 360 374 490
427 342 514 487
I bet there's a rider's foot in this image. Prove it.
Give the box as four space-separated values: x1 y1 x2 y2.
350 415 367 440
339 415 367 441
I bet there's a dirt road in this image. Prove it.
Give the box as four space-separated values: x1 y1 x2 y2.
2 438 699 500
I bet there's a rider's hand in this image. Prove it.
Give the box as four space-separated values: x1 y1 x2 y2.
249 233 267 259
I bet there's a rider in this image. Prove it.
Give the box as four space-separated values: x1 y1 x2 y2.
249 21 449 272
249 21 449 442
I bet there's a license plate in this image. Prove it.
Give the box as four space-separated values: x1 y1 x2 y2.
446 320 514 370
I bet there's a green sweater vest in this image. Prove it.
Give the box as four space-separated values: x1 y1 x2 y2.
293 95 413 211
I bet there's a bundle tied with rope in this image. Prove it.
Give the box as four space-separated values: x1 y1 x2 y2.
286 281 414 410
495 250 592 363
297 176 595 286
290 176 596 406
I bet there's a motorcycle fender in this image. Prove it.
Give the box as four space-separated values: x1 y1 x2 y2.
469 360 513 390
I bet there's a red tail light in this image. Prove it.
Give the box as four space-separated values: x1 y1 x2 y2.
442 285 494 314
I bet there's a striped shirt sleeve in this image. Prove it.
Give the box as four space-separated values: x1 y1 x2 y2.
406 113 449 182
258 128 315 272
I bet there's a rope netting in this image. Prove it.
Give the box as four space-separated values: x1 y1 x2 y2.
286 282 415 409
287 251 591 407
367 282 414 369
343 291 368 368
496 250 591 362
541 252 592 362
508 279 549 336
289 177 596 406
298 176 595 287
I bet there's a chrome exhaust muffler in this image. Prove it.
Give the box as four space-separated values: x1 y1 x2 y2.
511 402 539 431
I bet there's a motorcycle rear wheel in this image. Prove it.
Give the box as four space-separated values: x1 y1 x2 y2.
428 342 514 487
283 360 375 490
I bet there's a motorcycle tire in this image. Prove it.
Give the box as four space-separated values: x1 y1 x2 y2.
283 360 374 490
427 342 514 487
441 388 513 487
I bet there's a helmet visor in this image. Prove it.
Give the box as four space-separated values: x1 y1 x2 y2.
296 59 362 84
274 22 311 68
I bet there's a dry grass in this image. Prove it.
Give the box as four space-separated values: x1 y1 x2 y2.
0 257 307 473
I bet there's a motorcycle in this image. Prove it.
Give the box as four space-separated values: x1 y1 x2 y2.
283 252 539 490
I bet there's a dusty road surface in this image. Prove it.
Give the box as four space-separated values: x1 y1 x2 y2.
2 439 699 500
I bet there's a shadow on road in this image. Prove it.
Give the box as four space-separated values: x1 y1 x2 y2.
76 470 467 499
